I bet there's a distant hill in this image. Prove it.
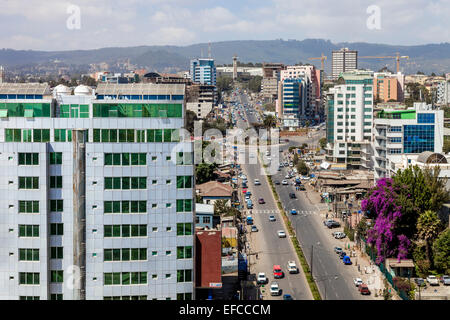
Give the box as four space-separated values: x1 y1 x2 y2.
1 39 449 75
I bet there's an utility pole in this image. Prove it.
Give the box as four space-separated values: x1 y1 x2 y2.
310 245 314 277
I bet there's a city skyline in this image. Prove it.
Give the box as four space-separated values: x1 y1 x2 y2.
0 0 449 51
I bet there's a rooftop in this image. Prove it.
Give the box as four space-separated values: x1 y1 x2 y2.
196 181 233 198
0 83 51 95
96 83 185 96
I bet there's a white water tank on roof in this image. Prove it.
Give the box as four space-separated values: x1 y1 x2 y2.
53 84 72 96
74 85 92 96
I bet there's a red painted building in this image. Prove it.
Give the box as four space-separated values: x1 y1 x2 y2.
195 229 222 289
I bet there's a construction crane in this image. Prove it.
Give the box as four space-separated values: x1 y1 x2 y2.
308 53 327 71
359 52 409 73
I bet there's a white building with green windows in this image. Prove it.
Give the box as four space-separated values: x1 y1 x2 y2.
0 82 194 300
325 71 374 170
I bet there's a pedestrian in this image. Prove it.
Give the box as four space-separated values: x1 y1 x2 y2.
256 253 259 259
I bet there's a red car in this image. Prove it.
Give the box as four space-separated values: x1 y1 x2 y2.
258 198 265 204
273 265 284 279
359 284 370 295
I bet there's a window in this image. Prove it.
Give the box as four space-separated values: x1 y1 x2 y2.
389 137 402 143
176 223 193 236
50 176 63 189
103 272 147 285
5 129 21 142
403 125 435 154
176 270 193 283
50 247 63 259
50 223 64 236
19 249 39 261
18 153 39 165
388 148 402 154
19 296 40 300
104 201 146 214
177 246 193 259
18 201 39 214
417 113 435 124
177 293 193 300
50 270 64 283
19 225 39 237
33 129 50 142
104 225 147 237
49 152 62 165
176 199 193 213
54 129 71 142
50 200 63 212
19 272 40 285
50 294 63 300
104 153 146 166
176 176 193 189
104 248 147 261
104 177 146 190
389 126 402 132
18 177 39 189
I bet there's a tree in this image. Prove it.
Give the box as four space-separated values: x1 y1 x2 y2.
293 153 299 166
263 115 277 128
263 103 275 112
185 110 198 134
416 210 442 266
214 199 229 216
195 163 218 184
433 229 450 274
423 166 450 212
296 160 309 176
319 138 327 150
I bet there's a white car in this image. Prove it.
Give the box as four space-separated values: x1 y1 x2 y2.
426 275 439 286
285 175 290 179
269 215 276 222
278 230 286 238
354 278 363 287
270 282 281 296
254 179 261 185
257 272 268 285
282 180 288 185
333 231 346 239
287 261 299 274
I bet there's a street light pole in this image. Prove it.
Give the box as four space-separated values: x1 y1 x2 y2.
310 245 314 277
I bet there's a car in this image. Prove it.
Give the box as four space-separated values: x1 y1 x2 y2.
269 215 276 222
290 209 298 215
414 278 426 287
326 220 341 229
256 272 268 285
282 180 288 185
277 230 286 238
287 261 299 274
270 282 281 296
251 225 258 232
426 275 439 286
289 163 293 167
339 251 347 259
254 179 261 185
245 194 250 200
441 275 450 285
283 294 293 300
285 175 290 179
274 181 281 185
289 193 296 199
334 247 343 254
258 198 265 204
298 185 306 191
353 278 363 287
343 256 352 265
333 231 346 239
273 265 284 279
323 219 334 226
359 284 371 295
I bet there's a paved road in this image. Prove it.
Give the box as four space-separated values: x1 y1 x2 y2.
233 93 313 300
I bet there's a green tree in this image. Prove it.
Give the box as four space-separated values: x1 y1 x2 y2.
263 115 277 128
319 137 327 150
412 243 430 277
293 153 299 166
416 210 442 266
195 163 218 184
423 167 450 212
214 199 229 216
433 229 450 274
296 160 309 176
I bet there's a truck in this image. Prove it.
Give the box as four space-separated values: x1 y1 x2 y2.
247 199 253 209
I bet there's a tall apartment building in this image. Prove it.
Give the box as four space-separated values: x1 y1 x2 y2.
373 72 405 102
325 71 374 169
0 82 195 300
332 48 358 80
436 74 450 106
277 78 307 128
373 104 444 179
190 59 216 86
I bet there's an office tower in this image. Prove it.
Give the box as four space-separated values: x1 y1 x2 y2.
277 78 307 128
332 48 358 80
190 59 216 86
0 82 194 300
373 72 405 102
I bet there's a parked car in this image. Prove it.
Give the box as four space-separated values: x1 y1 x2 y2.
283 294 293 300
257 272 268 285
289 193 296 199
251 225 258 232
273 265 284 279
287 261 299 274
274 181 280 185
285 174 290 179
339 252 347 259
278 230 286 238
333 231 346 239
270 282 281 296
282 180 288 185
426 275 439 286
258 198 265 204
440 275 450 285
290 209 298 215
359 284 371 295
414 278 426 287
334 247 343 255
326 220 341 229
343 256 352 265
354 278 363 287
269 215 276 222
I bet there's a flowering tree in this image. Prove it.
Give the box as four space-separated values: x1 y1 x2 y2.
361 178 411 263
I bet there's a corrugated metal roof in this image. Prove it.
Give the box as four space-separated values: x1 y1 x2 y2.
96 83 185 95
0 83 51 95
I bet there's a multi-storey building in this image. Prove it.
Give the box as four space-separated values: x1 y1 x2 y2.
332 48 358 80
436 74 450 106
373 72 405 102
373 104 444 179
277 78 307 129
190 59 216 86
325 71 374 169
0 82 195 300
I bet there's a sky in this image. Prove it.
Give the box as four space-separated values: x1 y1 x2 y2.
0 0 449 51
